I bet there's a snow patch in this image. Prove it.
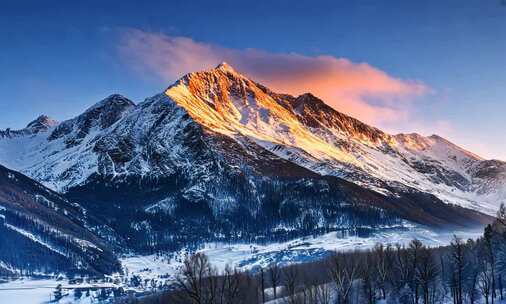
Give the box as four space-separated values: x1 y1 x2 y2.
4 224 68 257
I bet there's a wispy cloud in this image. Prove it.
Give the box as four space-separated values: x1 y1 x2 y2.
118 29 429 126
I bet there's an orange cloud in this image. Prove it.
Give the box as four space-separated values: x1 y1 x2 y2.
118 29 429 126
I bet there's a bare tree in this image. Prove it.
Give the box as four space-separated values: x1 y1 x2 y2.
373 244 391 300
409 239 424 304
260 268 265 303
393 244 412 297
330 252 359 304
283 266 300 304
219 265 241 304
466 263 480 304
237 272 260 304
269 264 281 299
484 224 497 304
302 281 318 304
301 269 323 304
416 246 439 304
449 236 466 304
317 284 331 304
479 262 493 304
176 253 218 304
498 274 503 300
463 241 480 304
361 251 377 304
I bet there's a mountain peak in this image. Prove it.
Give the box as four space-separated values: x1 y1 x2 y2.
168 62 244 93
47 94 136 144
294 92 324 105
26 115 58 132
428 134 449 142
298 92 317 99
395 133 484 161
85 94 135 113
215 61 237 74
428 134 484 160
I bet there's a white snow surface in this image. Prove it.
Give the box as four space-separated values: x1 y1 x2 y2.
0 278 124 304
121 225 482 278
3 224 68 257
0 279 58 304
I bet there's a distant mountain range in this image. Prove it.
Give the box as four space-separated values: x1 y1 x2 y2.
0 63 502 275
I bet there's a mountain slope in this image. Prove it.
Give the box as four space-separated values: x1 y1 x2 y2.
164 63 506 214
0 165 120 276
63 93 462 251
0 63 500 253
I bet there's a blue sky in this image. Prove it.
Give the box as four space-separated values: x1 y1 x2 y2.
1 0 505 159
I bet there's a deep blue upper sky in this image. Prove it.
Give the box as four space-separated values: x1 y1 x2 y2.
1 0 505 159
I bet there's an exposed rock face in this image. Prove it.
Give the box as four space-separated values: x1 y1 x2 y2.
26 115 58 133
48 94 135 147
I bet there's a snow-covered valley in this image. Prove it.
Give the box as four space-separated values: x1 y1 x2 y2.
0 225 483 303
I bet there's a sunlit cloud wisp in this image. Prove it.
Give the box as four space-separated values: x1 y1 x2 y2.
118 29 429 126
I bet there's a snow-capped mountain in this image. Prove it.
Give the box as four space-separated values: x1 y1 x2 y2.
0 115 57 139
163 62 505 214
0 63 500 252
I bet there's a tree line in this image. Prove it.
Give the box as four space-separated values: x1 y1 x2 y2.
118 204 506 304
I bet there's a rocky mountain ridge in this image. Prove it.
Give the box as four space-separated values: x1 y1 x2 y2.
0 63 501 254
